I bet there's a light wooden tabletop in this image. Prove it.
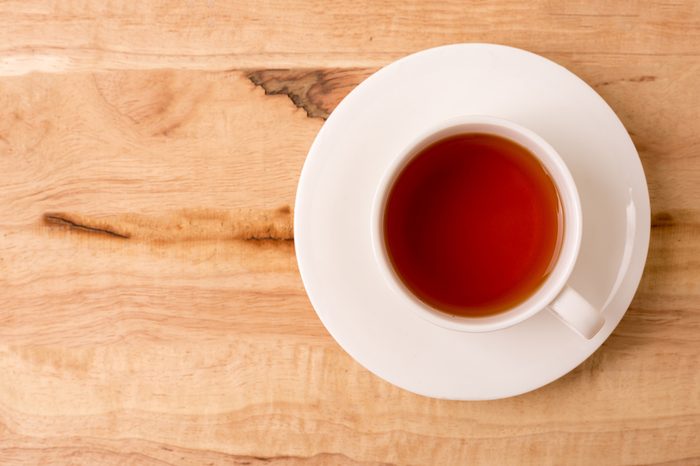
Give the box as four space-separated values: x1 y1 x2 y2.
0 2 698 465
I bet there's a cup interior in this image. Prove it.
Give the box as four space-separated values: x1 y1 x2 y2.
370 115 583 332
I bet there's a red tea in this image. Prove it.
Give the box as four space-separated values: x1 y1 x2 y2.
383 133 563 317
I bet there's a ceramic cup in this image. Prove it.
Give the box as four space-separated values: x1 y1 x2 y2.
370 115 605 339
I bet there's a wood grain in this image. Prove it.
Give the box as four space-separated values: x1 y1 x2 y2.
1 0 700 73
0 1 698 465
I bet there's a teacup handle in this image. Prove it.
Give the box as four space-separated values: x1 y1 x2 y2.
548 286 605 339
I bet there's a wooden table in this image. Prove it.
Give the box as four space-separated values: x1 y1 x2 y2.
1 2 698 465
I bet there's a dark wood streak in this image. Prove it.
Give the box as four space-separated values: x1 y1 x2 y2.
245 235 294 242
42 208 294 243
0 444 389 465
596 75 657 87
44 213 131 239
247 68 374 120
651 211 674 228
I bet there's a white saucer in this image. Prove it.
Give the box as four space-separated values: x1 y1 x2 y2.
294 44 650 400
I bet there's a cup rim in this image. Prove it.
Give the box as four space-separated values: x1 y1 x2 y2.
370 115 583 332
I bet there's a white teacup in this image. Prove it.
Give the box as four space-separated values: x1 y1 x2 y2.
370 115 605 339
